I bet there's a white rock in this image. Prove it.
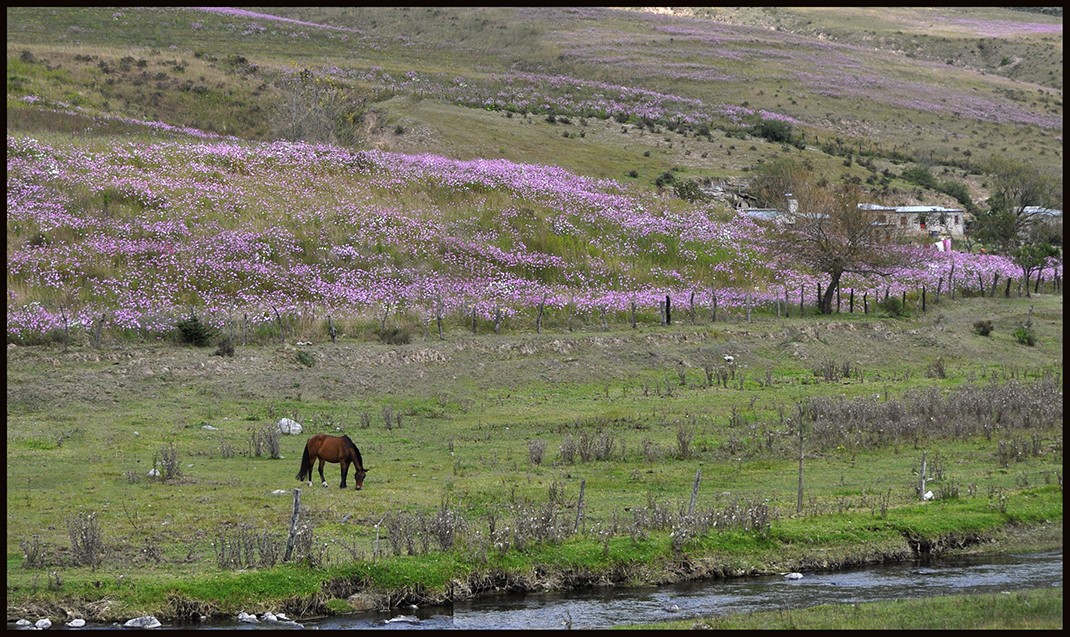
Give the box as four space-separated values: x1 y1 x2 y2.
201 424 218 430
15 619 31 626
66 619 86 628
277 418 303 435
274 613 291 621
147 468 160 477
35 619 52 629
271 489 288 495
123 615 161 628
237 611 259 624
923 490 935 501
784 572 804 579
384 615 420 624
261 612 277 622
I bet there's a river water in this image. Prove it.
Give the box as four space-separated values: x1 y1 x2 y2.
11 551 1061 630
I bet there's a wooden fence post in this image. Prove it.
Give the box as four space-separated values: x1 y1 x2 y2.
688 469 701 515
574 479 586 532
274 307 285 344
284 489 302 562
918 452 927 501
796 424 805 514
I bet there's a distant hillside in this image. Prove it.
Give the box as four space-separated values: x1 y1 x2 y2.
5 7 1061 340
6 6 1062 197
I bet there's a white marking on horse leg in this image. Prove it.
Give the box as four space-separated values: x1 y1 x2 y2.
321 481 329 488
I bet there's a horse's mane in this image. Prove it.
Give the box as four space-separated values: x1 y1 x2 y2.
342 435 364 466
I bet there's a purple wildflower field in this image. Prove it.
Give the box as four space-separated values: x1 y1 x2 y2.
7 134 1045 340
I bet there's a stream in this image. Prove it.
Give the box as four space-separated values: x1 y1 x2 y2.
10 550 1061 630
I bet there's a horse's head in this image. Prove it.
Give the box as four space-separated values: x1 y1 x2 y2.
352 467 368 490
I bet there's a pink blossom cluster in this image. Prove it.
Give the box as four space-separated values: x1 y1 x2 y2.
6 136 1044 338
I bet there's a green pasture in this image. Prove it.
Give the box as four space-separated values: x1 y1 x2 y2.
5 294 1063 621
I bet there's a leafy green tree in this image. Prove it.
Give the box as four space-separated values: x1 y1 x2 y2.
972 157 1062 295
900 164 938 189
750 119 793 144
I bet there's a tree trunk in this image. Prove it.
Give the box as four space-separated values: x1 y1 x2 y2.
820 273 841 315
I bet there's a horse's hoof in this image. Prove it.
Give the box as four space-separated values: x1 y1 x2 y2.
321 482 329 488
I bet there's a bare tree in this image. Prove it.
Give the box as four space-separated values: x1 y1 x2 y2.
274 67 364 145
751 160 911 314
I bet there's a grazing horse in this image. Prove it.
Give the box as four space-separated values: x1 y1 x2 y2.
296 434 369 490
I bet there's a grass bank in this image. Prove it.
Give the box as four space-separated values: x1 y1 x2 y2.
621 586 1063 630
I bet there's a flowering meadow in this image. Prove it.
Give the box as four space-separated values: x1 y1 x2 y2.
8 132 1050 341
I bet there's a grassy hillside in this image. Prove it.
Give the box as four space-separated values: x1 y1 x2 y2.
6 5 1062 342
6 6 1063 194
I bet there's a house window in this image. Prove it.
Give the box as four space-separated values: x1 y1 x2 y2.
900 216 907 226
954 215 959 225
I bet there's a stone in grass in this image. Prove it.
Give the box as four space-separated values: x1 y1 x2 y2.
277 418 303 435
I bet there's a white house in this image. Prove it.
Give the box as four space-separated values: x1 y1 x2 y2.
858 204 966 239
743 199 964 239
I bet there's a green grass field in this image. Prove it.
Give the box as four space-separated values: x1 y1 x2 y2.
5 294 1062 623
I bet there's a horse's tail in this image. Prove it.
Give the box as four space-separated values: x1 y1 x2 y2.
296 443 311 481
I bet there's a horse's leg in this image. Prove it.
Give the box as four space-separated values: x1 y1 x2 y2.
318 458 328 488
339 458 349 489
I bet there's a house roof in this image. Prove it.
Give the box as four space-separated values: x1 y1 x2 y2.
741 209 782 221
858 203 964 214
1024 206 1062 217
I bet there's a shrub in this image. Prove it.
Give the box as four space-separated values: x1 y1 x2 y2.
176 314 213 347
750 119 793 144
654 170 676 188
528 439 546 466
213 335 235 357
877 296 905 317
67 512 104 569
377 326 411 345
296 350 316 367
1013 326 1037 346
926 356 947 379
972 319 994 336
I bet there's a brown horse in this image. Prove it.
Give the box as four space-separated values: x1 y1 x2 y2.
296 434 369 490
